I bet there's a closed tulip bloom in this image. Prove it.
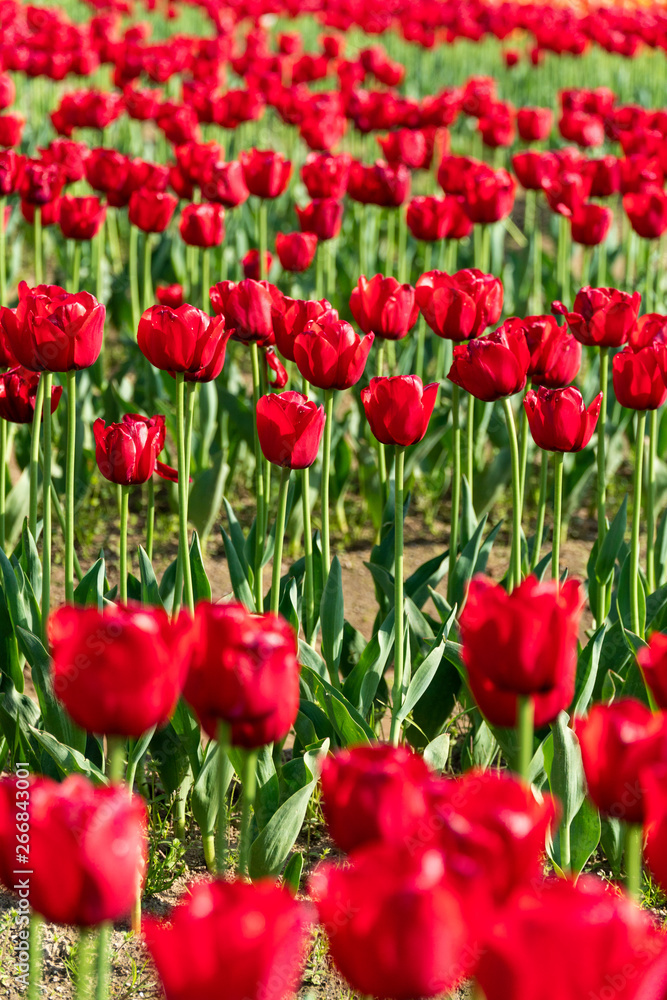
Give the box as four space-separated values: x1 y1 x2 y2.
39 140 88 185
311 844 472 1000
463 165 516 223
541 168 592 217
524 387 602 452
571 202 613 246
631 313 667 350
556 287 640 348
128 189 178 233
301 151 351 199
406 196 451 242
575 699 667 823
49 603 190 737
0 313 16 368
643 765 667 895
347 160 411 207
517 107 553 142
514 314 582 387
0 150 24 196
321 745 434 854
58 195 106 242
295 198 343 241
479 106 515 150
156 283 184 308
589 155 621 197
511 151 555 191
474 877 665 1000
0 367 62 424
376 128 432 169
144 878 312 1000
85 148 132 204
437 155 480 195
178 202 224 248
0 775 146 926
20 160 63 205
6 282 104 373
273 297 336 362
638 634 667 710
415 269 503 342
294 317 373 390
94 414 177 485
623 186 667 240
241 250 273 280
256 391 325 470
612 344 667 410
448 322 530 402
21 198 61 228
210 279 278 347
201 159 250 208
461 574 583 729
275 231 318 272
182 602 301 746
361 376 438 447
0 113 24 147
349 275 419 341
240 148 292 199
138 304 231 381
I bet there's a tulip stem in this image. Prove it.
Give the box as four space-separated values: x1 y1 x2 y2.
72 240 81 294
389 445 405 747
397 207 407 284
631 410 646 638
129 224 141 332
315 244 324 300
201 248 210 313
415 243 432 384
0 195 6 306
647 409 658 593
215 721 230 872
625 823 643 900
95 923 111 1000
518 387 529 511
301 466 315 641
146 477 155 562
447 383 461 606
531 224 543 314
65 370 76 604
239 749 258 877
76 927 96 1000
502 397 522 592
271 467 290 615
552 452 564 584
321 389 334 589
531 450 549 571
118 485 129 603
516 694 534 781
28 374 45 538
42 373 53 628
376 346 387 514
596 347 609 627
466 395 475 501
175 374 194 615
258 201 268 281
597 239 607 288
28 913 42 1000
251 343 266 611
95 222 103 304
0 417 6 550
385 208 395 278
143 233 152 311
34 206 42 286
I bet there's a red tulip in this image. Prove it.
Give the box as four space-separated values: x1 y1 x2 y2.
240 148 292 199
94 414 178 485
0 367 62 424
256 390 325 470
20 198 61 227
376 128 432 170
361 376 438 447
182 602 301 746
295 198 343 241
349 275 418 341
478 104 515 149
0 150 23 196
0 775 146 926
524 387 602 452
201 159 250 208
39 139 89 184
624 186 667 240
463 164 516 223
619 155 662 195
0 113 24 147
541 167 592 217
49 603 190 737
19 160 63 206
144 878 312 1000
293 317 373 390
5 282 104 373
643 764 667 895
347 160 410 207
129 189 178 233
589 155 621 197
301 151 351 199
517 107 553 142
576 699 667 823
559 111 605 148
58 195 106 242
156 283 184 308
85 148 132 205
612 343 667 410
556 287 640 347
570 202 613 246
241 250 273 280
178 202 224 248
638 634 667 710
311 844 473 1000
448 321 529 402
437 155 480 195
210 279 279 347
511 151 555 191
406 196 451 242
272 297 336 362
415 269 503 342
275 231 318 272
511 314 582 387
631 313 667 350
459 575 584 728
174 141 223 186
137 304 230 381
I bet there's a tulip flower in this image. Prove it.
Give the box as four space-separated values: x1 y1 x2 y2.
448 322 529 403
638 634 667 709
58 195 106 242
517 106 553 142
0 113 24 148
241 250 273 280
513 314 582 388
137 304 230 380
0 775 146 926
145 878 312 1000
349 275 419 343
156 283 184 308
302 151 352 199
624 187 667 240
415 269 503 342
256 391 325 471
209 279 277 347
275 231 318 272
201 159 250 208
311 844 473 1000
512 151 555 191
406 196 451 242
438 154 480 195
239 149 292 199
589 155 621 197
613 343 667 412
631 313 667 350
128 189 178 233
272 297 336 364
293 317 373 392
642 765 667 896
49 603 189 737
0 367 62 424
182 602 301 869
295 198 343 241
524 387 602 453
570 202 613 247
178 202 225 248
347 160 411 207
463 164 516 224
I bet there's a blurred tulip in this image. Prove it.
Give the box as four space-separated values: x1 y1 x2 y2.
570 202 613 246
179 202 224 248
240 148 292 199
406 196 451 242
156 283 184 308
20 160 63 205
295 198 343 241
517 107 553 142
0 113 24 147
201 159 249 207
638 634 667 710
463 165 516 223
275 231 318 272
241 250 273 280
624 186 667 240
0 150 23 196
129 189 178 233
347 160 410 207
512 151 554 191
58 195 106 242
301 152 351 199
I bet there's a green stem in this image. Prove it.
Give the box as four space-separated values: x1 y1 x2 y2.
175 375 194 614
376 345 387 513
238 749 258 876
447 383 461 606
251 343 265 611
315 243 324 300
631 410 646 638
0 417 6 550
201 247 210 313
531 224 543 313
72 240 82 294
146 477 155 562
42 374 53 627
518 387 529 512
271 467 290 614
502 397 522 591
466 395 475 504
215 721 230 873
647 409 657 593
129 224 141 332
389 446 405 746
0 195 6 306
301 466 314 640
415 246 432 385
597 238 607 288
28 375 46 537
385 209 395 277
397 207 407 283
46 467 82 581
516 694 534 781
624 823 643 900
75 927 96 1000
95 924 111 1000
143 233 152 311
552 452 564 583
321 389 334 587
34 207 42 285
597 347 609 626
95 221 103 304
119 485 129 603
258 200 268 281
531 450 549 571
65 371 76 604
28 913 42 1000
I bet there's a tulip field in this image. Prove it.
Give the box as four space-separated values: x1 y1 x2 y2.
10 0 667 997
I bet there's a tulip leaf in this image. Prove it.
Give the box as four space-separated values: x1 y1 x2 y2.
396 638 446 724
74 557 106 610
192 742 233 844
343 608 394 716
223 498 249 576
572 625 605 718
189 531 211 603
16 626 86 754
301 665 374 746
0 680 41 767
569 798 601 877
655 505 667 588
128 727 156 770
29 727 108 785
158 558 178 615
600 817 624 875
220 526 256 612
460 475 477 550
428 586 453 623
189 454 228 544
423 732 451 773
450 513 489 611
405 550 449 610
297 640 328 681
4 469 30 550
248 739 328 880
138 547 163 607
19 519 41 605
548 711 585 830
595 495 628 584
320 556 344 681
282 851 304 896
614 552 646 637
0 586 22 693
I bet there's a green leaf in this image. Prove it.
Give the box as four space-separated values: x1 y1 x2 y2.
16 626 86 754
302 665 374 746
224 498 250 576
159 558 178 615
569 798 601 877
572 626 605 717
189 531 212 603
396 638 445 724
405 551 449 609
221 526 256 611
548 711 585 829
450 514 488 610
320 556 344 679
74 557 106 610
423 732 451 772
189 454 228 543
595 495 628 583
138 547 163 607
192 742 233 839
282 851 304 895
30 728 108 784
343 608 394 716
